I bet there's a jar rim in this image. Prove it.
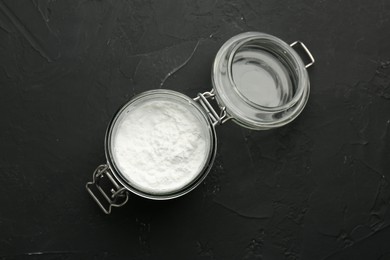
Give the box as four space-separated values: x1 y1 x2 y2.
226 33 305 112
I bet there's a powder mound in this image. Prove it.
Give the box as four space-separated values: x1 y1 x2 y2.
112 99 210 195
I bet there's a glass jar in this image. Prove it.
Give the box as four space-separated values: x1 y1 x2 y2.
86 32 315 214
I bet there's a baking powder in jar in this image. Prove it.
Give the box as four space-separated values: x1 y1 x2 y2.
111 98 211 195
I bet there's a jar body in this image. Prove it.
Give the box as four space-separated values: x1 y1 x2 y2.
104 90 218 200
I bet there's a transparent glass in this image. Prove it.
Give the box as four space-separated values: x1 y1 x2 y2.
212 32 310 130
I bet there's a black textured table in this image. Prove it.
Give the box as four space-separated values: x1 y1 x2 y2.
1 1 390 259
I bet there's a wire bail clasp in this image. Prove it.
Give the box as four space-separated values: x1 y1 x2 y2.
86 164 129 214
290 41 315 68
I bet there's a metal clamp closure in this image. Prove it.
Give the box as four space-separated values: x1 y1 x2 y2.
194 90 230 126
290 41 315 68
86 164 129 214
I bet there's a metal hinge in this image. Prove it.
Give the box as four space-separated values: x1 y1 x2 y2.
193 89 230 126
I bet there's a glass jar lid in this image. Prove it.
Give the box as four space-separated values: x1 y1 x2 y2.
212 32 311 130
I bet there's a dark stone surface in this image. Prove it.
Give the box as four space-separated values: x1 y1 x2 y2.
1 0 390 259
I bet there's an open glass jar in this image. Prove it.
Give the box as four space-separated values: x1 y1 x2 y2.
86 32 315 214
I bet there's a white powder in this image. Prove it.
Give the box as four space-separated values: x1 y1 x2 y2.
111 98 210 195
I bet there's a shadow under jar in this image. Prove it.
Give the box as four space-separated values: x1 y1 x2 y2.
86 32 315 214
